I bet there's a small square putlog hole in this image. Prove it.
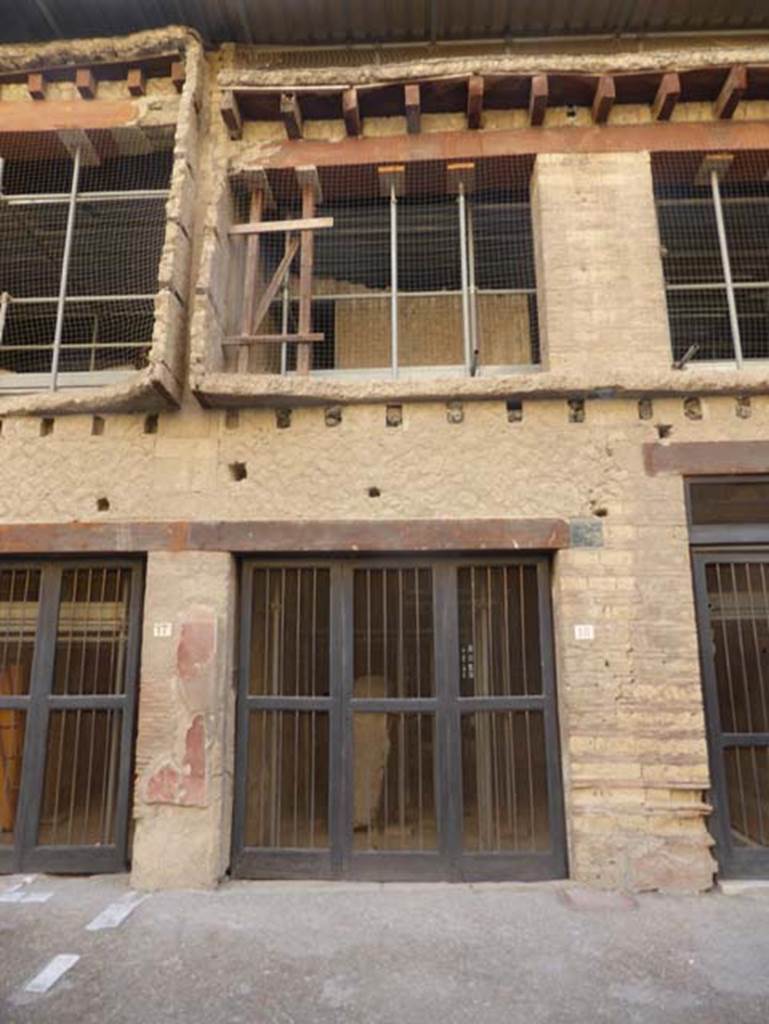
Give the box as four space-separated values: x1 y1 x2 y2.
229 461 248 482
506 399 523 423
568 399 585 423
40 417 54 437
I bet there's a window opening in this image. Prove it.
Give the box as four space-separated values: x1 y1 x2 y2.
228 156 539 378
653 151 769 365
0 133 173 389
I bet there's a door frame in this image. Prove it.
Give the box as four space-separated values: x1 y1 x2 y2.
231 554 567 882
0 558 144 875
692 548 769 878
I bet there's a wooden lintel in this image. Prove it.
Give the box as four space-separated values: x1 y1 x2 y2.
171 60 186 93
75 68 96 100
27 72 46 101
342 87 361 137
57 129 101 166
0 517 571 555
592 75 615 124
127 68 146 97
404 83 420 134
0 99 138 134
254 119 769 170
223 333 324 346
714 65 747 120
296 165 323 203
467 75 484 130
651 72 680 121
229 216 333 236
644 440 769 477
280 92 304 140
529 74 548 126
220 90 243 140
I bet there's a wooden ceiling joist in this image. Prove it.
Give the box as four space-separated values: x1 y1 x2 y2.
404 83 421 134
281 93 303 139
127 68 146 97
342 87 361 137
592 75 615 123
467 75 484 130
75 68 96 99
714 65 747 120
27 72 46 101
221 90 243 140
529 75 548 126
652 73 680 121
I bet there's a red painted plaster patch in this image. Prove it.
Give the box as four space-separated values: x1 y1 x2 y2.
144 715 207 808
177 619 215 683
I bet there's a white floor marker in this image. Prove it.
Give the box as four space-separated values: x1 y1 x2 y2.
86 891 146 931
24 955 80 994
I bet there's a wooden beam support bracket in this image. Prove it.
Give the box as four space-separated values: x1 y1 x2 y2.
694 152 735 186
467 75 484 130
220 90 243 141
296 165 323 204
446 161 476 193
377 165 406 197
75 68 96 100
529 74 548 127
57 129 101 166
651 72 681 121
235 167 276 210
404 83 421 134
281 92 304 140
592 75 615 124
714 65 747 120
342 87 361 137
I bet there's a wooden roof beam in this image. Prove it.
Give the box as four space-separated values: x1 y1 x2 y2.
404 83 420 134
592 75 615 124
714 65 747 120
467 75 483 130
651 72 680 121
342 87 361 137
221 90 243 140
281 93 304 140
529 74 548 126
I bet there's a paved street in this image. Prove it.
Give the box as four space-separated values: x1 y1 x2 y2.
1 874 769 1023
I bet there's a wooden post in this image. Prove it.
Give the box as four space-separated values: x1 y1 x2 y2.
221 91 243 140
296 167 321 375
239 189 265 374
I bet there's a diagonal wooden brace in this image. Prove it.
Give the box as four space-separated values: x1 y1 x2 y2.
247 234 300 337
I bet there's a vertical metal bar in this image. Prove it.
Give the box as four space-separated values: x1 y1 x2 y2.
50 145 81 391
711 169 744 369
467 200 478 371
390 182 399 379
0 156 5 197
280 235 290 375
0 291 10 348
458 184 473 375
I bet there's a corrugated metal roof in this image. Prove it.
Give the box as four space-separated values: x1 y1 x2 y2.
4 0 769 47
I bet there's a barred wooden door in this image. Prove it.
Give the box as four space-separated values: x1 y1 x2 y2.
0 562 143 874
694 551 769 877
233 557 566 881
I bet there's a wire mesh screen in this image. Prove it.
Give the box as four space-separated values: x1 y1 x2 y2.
228 155 538 376
653 151 769 363
0 130 173 384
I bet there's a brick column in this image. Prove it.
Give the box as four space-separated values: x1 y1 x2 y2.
131 551 236 890
531 151 672 376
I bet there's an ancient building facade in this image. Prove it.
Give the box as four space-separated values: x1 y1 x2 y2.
0 21 768 891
